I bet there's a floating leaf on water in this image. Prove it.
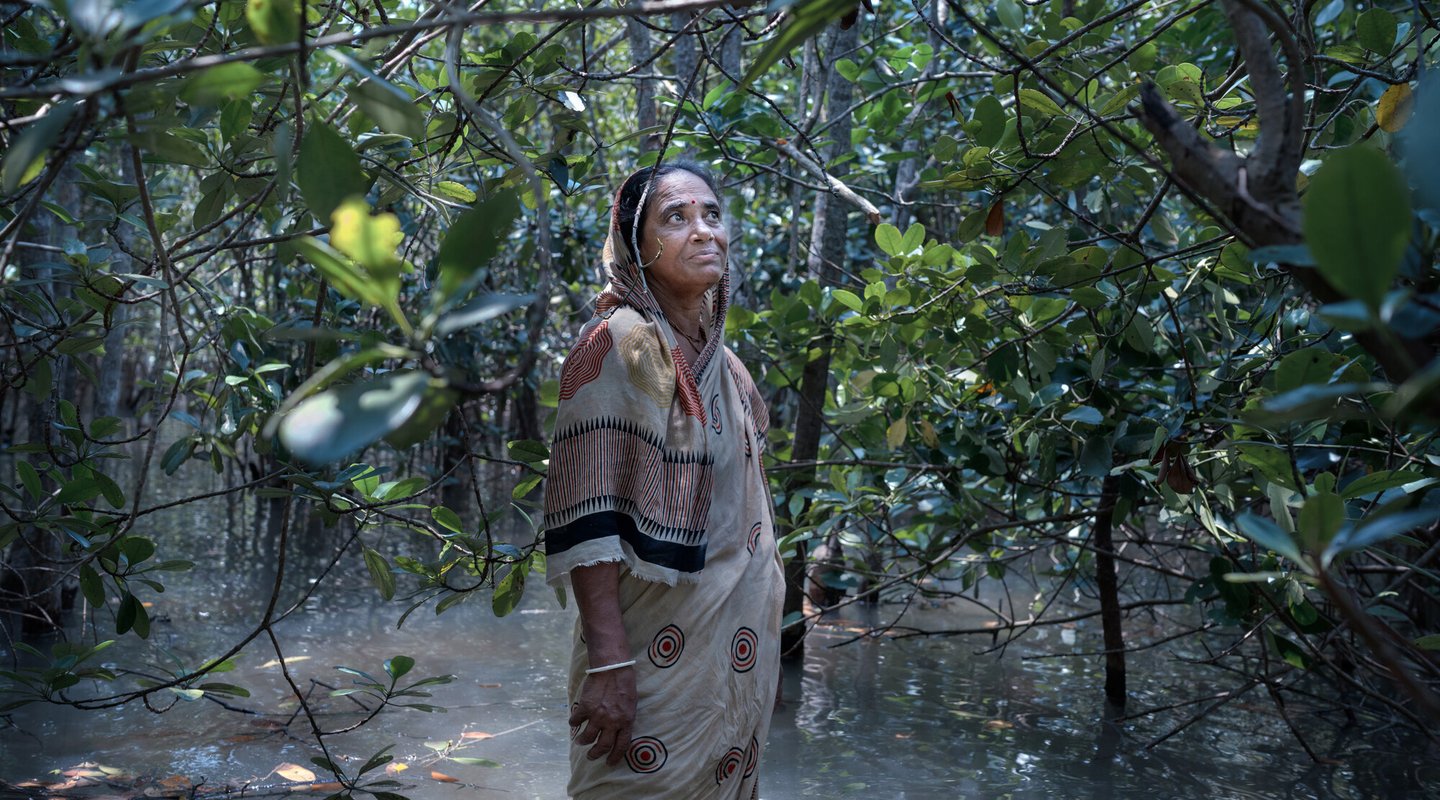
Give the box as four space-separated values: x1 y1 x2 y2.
273 763 316 782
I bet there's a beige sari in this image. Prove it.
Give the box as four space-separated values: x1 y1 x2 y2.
544 204 783 798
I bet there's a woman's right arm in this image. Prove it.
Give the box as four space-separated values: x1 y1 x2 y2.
568 562 637 765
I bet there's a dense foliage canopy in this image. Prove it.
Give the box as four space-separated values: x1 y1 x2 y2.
3 0 1440 789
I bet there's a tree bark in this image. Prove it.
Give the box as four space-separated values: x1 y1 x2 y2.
780 21 862 659
627 17 659 151
1094 473 1126 705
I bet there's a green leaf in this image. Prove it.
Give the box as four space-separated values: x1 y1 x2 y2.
2 101 76 194
1302 146 1411 308
297 121 368 223
1274 348 1339 392
1062 405 1104 425
899 222 925 254
1325 507 1440 564
196 682 251 697
436 190 521 300
742 0 860 87
875 223 903 256
1415 634 1440 651
116 593 150 638
1235 512 1304 565
15 460 42 500
995 0 1023 29
507 439 549 464
179 63 265 106
384 655 414 680
278 370 432 464
246 0 299 45
971 95 1006 148
363 547 396 600
1340 470 1421 500
1017 88 1066 118
160 437 194 475
1297 492 1344 551
1235 443 1297 490
349 77 426 141
358 746 395 776
492 559 528 617
511 472 542 500
293 236 388 308
1355 8 1396 53
435 181 476 203
79 564 105 607
431 506 464 533
120 536 156 566
832 289 862 312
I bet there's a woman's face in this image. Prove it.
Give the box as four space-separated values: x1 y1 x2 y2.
638 170 728 302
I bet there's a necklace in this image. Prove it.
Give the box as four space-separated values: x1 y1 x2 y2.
674 322 707 350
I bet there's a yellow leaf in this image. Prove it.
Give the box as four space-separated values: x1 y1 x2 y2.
886 417 908 449
274 763 317 782
918 419 938 448
1376 83 1413 132
330 198 404 278
385 763 409 774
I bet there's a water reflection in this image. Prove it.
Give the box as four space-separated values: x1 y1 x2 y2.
2 450 1438 797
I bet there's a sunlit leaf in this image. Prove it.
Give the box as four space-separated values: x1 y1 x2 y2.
330 198 404 279
246 0 298 45
274 763 317 782
278 370 432 464
179 63 264 106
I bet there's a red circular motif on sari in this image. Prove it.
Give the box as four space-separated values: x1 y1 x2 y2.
743 736 759 778
648 624 684 668
715 747 745 784
747 522 763 555
731 627 757 672
626 737 667 774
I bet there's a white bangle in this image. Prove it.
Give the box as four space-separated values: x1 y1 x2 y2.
585 659 636 675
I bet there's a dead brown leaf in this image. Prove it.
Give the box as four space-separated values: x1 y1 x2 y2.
430 771 459 783
461 732 494 740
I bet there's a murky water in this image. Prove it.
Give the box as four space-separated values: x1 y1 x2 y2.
2 451 1438 798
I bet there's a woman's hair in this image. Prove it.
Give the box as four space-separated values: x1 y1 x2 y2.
613 159 721 267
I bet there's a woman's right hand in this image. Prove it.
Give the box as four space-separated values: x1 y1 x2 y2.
570 665 637 765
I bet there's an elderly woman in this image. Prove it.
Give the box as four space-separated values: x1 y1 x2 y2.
543 161 783 799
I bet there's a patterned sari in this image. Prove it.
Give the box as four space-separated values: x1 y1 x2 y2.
543 194 783 799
